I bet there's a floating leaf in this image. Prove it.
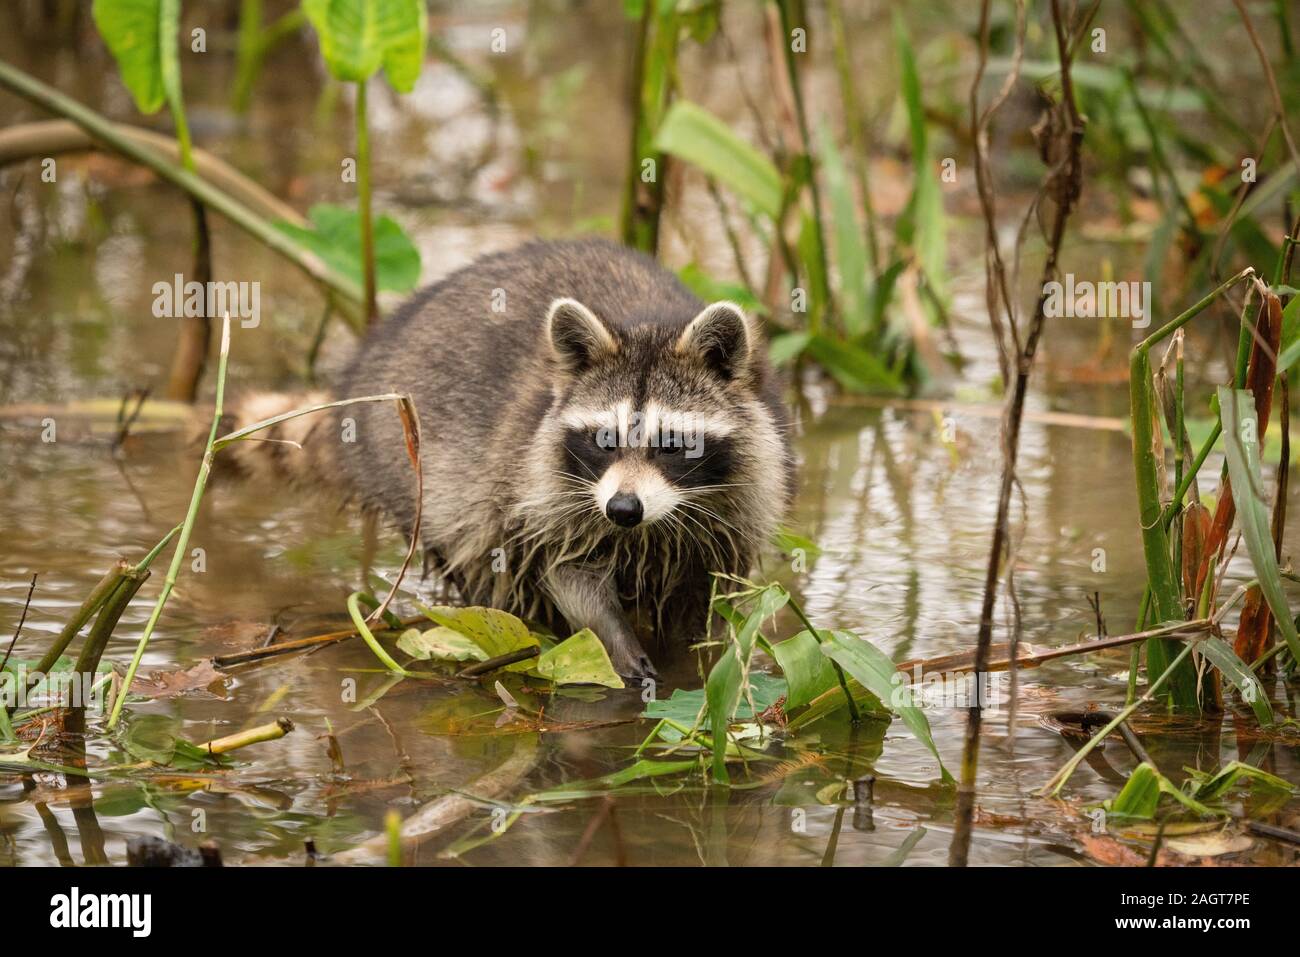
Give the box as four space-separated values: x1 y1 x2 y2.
418 605 539 661
642 672 788 731
397 626 488 662
121 715 219 770
534 629 624 689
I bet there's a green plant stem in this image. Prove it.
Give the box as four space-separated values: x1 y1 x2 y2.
775 0 832 331
0 57 365 323
346 592 415 677
826 0 879 273
71 569 150 679
107 316 233 730
355 80 377 325
1041 639 1196 796
196 717 293 755
1172 334 1185 594
30 562 127 681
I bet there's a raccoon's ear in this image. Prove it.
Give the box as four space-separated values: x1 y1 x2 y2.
546 298 618 373
676 301 752 379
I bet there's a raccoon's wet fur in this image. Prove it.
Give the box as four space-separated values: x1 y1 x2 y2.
224 238 795 678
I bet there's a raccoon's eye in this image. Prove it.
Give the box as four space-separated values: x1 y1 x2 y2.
656 435 683 455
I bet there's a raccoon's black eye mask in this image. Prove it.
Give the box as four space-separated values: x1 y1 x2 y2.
560 425 734 488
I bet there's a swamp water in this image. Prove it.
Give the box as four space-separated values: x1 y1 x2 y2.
1 5 1298 866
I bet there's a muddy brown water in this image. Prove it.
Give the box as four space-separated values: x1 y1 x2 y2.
2 4 1299 866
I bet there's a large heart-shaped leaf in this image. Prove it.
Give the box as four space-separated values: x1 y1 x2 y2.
302 0 427 91
276 203 421 293
418 605 538 660
92 0 181 115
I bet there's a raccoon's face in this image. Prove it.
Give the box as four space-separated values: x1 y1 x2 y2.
537 297 766 534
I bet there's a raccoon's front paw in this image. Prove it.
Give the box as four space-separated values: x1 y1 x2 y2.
609 640 659 684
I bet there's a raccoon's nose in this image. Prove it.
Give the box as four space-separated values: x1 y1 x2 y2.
605 492 644 528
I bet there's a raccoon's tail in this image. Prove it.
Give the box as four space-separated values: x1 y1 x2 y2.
202 390 339 490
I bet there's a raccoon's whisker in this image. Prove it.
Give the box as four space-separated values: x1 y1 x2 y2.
675 500 761 554
562 448 602 483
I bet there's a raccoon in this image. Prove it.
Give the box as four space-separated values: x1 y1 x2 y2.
225 238 794 679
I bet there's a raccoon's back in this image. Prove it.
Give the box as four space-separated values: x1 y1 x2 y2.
332 238 703 537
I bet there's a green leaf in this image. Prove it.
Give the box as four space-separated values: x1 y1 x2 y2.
419 604 539 660
534 629 624 689
1104 762 1223 820
768 331 812 366
1188 760 1295 801
121 715 217 770
1275 293 1300 373
302 0 428 91
654 101 783 218
819 629 951 782
1196 636 1273 726
1105 762 1162 819
804 333 903 393
817 123 869 337
891 11 945 308
397 626 488 662
705 584 789 783
92 0 177 115
676 263 766 315
771 527 822 559
276 203 421 293
642 672 788 730
770 630 838 710
1217 387 1300 665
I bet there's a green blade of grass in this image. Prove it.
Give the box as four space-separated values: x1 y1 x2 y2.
1218 386 1300 665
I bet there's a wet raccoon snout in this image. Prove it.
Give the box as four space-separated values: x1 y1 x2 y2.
605 492 643 528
